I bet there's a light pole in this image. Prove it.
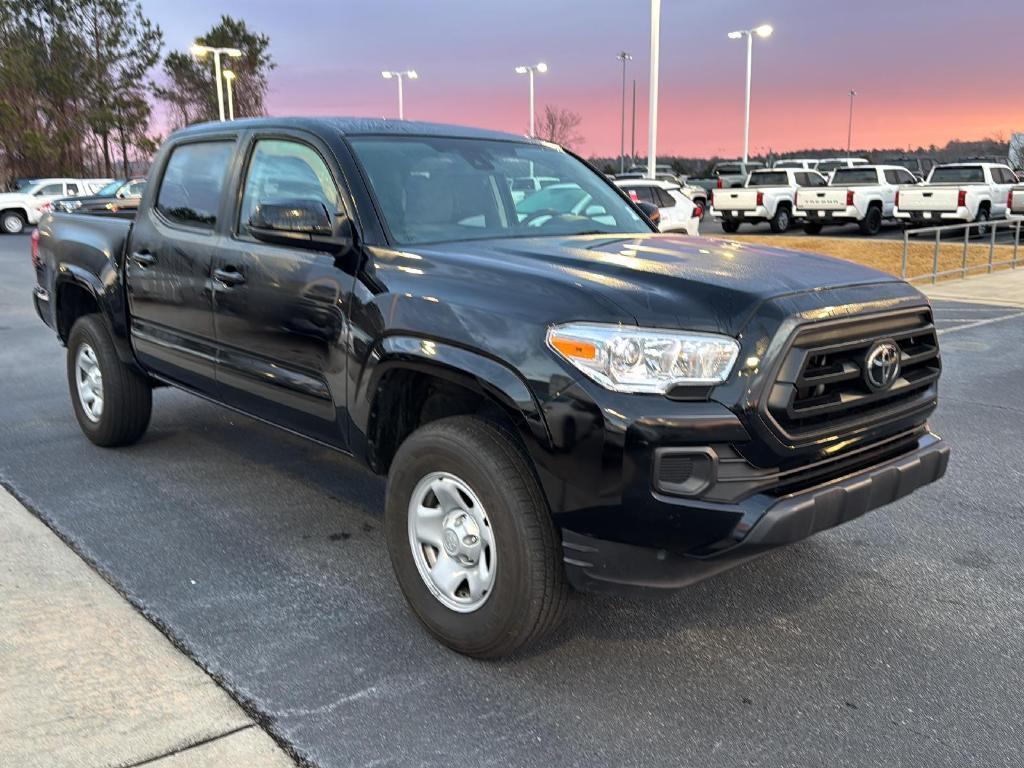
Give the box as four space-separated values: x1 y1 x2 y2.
847 89 857 155
514 62 547 137
727 24 773 164
647 0 661 179
616 51 632 173
381 70 418 120
191 44 242 122
223 70 236 121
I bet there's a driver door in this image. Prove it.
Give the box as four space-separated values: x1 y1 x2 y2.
211 133 354 449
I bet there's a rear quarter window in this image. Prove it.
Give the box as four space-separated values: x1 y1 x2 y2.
156 142 234 229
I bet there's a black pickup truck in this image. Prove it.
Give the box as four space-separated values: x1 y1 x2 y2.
33 118 949 658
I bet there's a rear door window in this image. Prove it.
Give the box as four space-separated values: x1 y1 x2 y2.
156 141 234 229
655 188 676 207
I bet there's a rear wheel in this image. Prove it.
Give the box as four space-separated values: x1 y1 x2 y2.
769 205 792 233
67 315 152 447
974 207 991 236
802 221 824 235
1 210 25 234
858 205 883 236
720 219 740 234
385 416 568 658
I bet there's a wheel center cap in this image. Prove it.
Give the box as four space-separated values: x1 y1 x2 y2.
442 528 460 556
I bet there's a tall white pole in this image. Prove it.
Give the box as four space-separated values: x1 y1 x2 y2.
398 75 405 120
847 90 856 155
743 33 752 164
528 69 535 137
647 0 660 180
213 51 225 122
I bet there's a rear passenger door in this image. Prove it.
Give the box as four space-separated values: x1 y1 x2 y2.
211 132 354 449
126 137 236 395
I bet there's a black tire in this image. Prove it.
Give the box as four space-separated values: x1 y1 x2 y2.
385 416 568 658
769 205 792 233
67 315 152 447
974 207 990 236
802 221 824 235
1 210 26 235
720 219 740 234
858 205 883 236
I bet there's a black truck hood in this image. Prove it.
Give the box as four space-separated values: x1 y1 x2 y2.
415 233 906 335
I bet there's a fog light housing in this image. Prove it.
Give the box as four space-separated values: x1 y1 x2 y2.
652 447 717 497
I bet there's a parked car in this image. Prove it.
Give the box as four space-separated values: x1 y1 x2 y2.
795 165 919 236
690 160 767 194
814 157 870 178
46 178 147 215
876 156 936 181
711 168 828 233
614 178 700 235
894 162 1018 229
773 158 821 170
508 175 559 203
0 178 110 234
33 117 949 658
1007 185 1024 217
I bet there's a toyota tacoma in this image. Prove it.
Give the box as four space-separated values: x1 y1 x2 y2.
32 118 949 658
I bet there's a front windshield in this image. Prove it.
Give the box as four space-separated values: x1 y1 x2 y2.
97 180 124 196
16 179 38 192
349 136 646 245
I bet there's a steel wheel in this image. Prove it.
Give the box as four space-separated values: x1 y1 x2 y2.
2 212 25 234
74 343 104 422
407 471 496 613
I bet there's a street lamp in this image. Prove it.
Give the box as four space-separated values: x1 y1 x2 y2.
191 44 242 122
616 51 632 173
647 0 661 179
381 70 418 120
223 70 236 121
514 62 547 137
726 23 773 164
847 89 857 155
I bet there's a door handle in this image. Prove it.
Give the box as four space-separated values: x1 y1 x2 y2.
213 267 246 286
131 251 155 266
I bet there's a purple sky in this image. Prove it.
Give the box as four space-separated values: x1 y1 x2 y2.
146 0 1023 157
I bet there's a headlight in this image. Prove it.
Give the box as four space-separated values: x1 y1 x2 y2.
57 200 81 212
547 322 740 393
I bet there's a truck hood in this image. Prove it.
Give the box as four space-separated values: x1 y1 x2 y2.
414 233 905 335
0 192 31 205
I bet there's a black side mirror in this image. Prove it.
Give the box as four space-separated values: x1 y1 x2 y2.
637 201 661 228
249 199 353 254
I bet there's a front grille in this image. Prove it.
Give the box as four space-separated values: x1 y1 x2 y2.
765 308 940 443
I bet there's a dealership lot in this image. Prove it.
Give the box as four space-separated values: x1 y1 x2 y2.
2 234 1022 767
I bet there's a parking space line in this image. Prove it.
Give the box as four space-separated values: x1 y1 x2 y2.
937 312 1024 335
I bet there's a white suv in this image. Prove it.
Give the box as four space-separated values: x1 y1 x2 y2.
615 178 700 235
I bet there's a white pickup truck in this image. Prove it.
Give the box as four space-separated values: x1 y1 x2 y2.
711 168 828 233
894 163 1018 229
0 178 108 234
794 165 919 236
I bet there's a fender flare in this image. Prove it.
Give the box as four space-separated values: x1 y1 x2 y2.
351 334 555 481
53 267 135 364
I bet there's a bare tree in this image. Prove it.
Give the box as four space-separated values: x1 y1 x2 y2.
537 106 584 150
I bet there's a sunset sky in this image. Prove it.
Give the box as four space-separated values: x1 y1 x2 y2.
147 0 1024 157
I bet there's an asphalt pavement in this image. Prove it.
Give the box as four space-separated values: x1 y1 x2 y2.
2 232 1022 767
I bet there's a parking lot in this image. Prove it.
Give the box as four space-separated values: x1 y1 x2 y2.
2 232 1023 767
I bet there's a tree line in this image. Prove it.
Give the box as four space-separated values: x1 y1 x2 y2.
0 1 274 184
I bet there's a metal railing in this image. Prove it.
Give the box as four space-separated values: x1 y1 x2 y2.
901 216 1021 283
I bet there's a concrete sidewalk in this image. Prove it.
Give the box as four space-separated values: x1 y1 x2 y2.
921 267 1024 307
0 486 296 768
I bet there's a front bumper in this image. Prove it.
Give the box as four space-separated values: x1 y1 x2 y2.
562 432 949 591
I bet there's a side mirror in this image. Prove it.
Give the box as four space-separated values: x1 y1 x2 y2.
249 199 353 254
637 201 661 228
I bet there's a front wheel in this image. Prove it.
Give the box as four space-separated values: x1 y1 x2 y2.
385 416 568 658
67 315 152 446
1 210 26 234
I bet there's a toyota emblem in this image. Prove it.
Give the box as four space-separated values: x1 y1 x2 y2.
864 340 901 391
